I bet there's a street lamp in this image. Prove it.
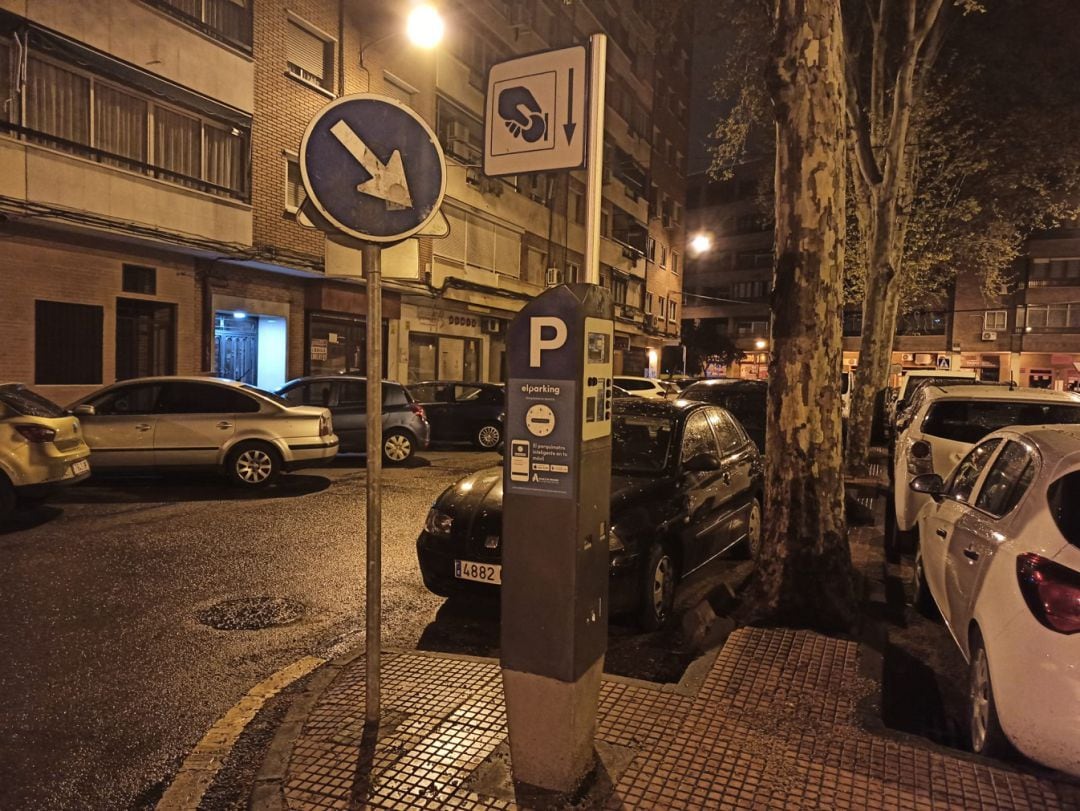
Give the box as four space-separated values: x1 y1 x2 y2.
754 339 767 350
406 4 444 49
690 233 712 256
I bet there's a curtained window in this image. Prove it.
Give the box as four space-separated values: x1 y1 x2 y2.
25 58 90 147
94 84 147 164
205 124 243 191
154 106 201 184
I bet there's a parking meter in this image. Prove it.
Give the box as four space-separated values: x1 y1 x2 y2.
501 283 613 792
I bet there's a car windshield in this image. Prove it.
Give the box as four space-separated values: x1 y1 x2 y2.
612 414 675 474
243 384 290 407
923 400 1080 444
0 385 65 417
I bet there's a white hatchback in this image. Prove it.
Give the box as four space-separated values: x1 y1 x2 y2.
613 376 672 400
890 385 1080 551
909 426 1080 776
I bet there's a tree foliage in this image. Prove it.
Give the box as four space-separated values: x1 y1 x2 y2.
681 318 745 375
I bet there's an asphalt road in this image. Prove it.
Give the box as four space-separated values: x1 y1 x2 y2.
0 450 745 810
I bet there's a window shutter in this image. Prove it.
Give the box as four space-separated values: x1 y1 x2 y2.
287 21 325 81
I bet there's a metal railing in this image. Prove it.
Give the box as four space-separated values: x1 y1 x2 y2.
142 0 253 51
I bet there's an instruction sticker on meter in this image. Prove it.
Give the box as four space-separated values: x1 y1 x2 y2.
505 378 576 498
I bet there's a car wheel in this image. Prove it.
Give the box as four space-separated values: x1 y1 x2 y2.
639 543 677 632
740 497 762 560
969 628 1012 759
912 542 939 620
475 422 502 450
0 476 14 524
383 430 415 465
227 441 281 488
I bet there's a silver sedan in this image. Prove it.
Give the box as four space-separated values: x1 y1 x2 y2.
69 377 338 487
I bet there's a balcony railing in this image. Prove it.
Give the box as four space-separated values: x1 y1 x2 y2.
0 121 249 202
143 0 253 51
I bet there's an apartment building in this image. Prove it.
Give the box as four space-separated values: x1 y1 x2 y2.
0 0 690 396
684 167 1080 388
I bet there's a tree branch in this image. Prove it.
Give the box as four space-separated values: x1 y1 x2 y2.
844 40 884 186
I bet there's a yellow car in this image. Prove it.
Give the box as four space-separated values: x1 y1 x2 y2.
0 383 91 522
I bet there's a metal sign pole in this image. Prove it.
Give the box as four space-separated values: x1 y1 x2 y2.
583 33 607 286
362 241 383 726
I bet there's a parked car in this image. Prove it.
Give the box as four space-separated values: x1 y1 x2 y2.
887 368 979 438
613 376 671 400
277 376 429 464
889 385 1080 553
407 381 504 450
416 398 763 630
0 383 91 522
69 376 338 487
679 379 768 452
908 425 1080 776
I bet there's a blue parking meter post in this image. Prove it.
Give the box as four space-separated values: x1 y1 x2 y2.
501 283 614 793
300 94 446 726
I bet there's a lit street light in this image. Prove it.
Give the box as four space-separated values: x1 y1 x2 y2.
755 339 767 350
690 233 712 255
407 5 445 49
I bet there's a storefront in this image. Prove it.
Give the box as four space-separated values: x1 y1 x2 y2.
399 302 489 383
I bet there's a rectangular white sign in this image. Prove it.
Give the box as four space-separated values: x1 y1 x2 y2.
484 45 587 176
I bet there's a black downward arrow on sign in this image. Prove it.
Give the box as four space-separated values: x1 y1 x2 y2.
563 67 577 144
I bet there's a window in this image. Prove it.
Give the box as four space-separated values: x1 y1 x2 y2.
984 310 1007 331
923 400 1080 444
115 298 175 380
436 98 483 164
613 277 628 305
0 40 9 123
147 0 252 50
282 380 334 408
16 54 249 199
736 319 769 337
658 296 666 319
647 237 656 262
338 381 366 407
975 441 1035 517
285 155 302 212
382 72 415 106
707 408 745 454
1023 303 1080 331
668 300 677 322
897 310 947 336
1047 472 1080 547
35 300 102 385
569 185 585 225
646 292 654 313
157 381 259 413
671 251 679 275
947 439 1002 504
90 383 160 415
286 18 333 91
1029 257 1080 285
660 244 668 268
123 265 157 295
681 411 716 463
437 204 521 276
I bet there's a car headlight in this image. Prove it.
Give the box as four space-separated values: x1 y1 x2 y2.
608 526 626 552
424 507 453 537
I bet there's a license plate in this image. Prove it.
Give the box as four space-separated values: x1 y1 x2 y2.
71 459 90 476
454 560 502 585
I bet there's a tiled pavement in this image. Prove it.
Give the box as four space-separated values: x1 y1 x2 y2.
257 628 1080 810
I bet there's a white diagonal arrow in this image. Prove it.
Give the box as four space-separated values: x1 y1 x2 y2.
330 119 413 209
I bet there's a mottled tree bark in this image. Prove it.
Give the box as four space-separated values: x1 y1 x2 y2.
746 0 856 630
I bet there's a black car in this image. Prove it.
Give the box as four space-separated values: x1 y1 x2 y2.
408 381 505 449
679 379 767 452
416 399 763 630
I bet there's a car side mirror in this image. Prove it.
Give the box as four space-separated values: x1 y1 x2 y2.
72 404 95 417
684 452 721 472
909 473 945 502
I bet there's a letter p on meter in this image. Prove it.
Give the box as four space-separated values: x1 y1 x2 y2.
529 317 567 367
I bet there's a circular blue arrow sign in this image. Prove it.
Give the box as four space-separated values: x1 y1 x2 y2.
300 94 446 244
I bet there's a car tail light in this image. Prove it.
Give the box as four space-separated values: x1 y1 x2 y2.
1016 553 1080 634
14 424 56 443
410 403 426 421
907 440 934 476
319 414 332 437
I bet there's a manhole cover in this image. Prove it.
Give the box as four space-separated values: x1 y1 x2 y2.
197 596 305 630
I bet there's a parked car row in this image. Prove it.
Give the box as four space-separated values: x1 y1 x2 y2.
884 380 1080 778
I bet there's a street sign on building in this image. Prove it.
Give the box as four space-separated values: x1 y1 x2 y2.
300 94 446 244
484 45 587 176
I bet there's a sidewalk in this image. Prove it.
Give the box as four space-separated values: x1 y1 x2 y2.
250 624 1080 810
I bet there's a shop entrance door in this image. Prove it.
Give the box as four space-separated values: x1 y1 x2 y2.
215 313 258 384
439 337 465 380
